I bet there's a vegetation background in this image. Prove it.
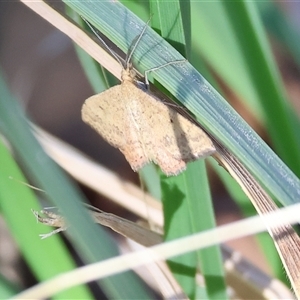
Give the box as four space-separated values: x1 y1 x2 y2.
0 1 300 299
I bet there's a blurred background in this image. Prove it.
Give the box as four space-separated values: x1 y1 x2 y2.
1 1 300 294
0 2 137 180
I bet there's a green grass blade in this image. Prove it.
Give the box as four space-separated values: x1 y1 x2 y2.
151 2 226 298
139 164 162 201
191 1 300 175
184 162 227 300
63 1 300 210
0 70 152 299
0 274 18 299
162 160 227 300
161 170 197 298
221 1 300 173
150 0 191 58
0 140 92 299
262 2 300 70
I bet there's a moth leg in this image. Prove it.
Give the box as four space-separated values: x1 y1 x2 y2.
31 209 67 239
39 227 66 240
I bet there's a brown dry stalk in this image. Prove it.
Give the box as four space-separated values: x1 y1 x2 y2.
20 1 300 298
32 203 295 299
213 142 300 298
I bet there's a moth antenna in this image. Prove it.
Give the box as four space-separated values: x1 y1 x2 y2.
125 18 151 68
81 16 124 68
9 176 45 192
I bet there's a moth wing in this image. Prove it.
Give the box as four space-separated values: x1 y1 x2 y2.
82 85 128 148
82 82 151 171
132 93 215 175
